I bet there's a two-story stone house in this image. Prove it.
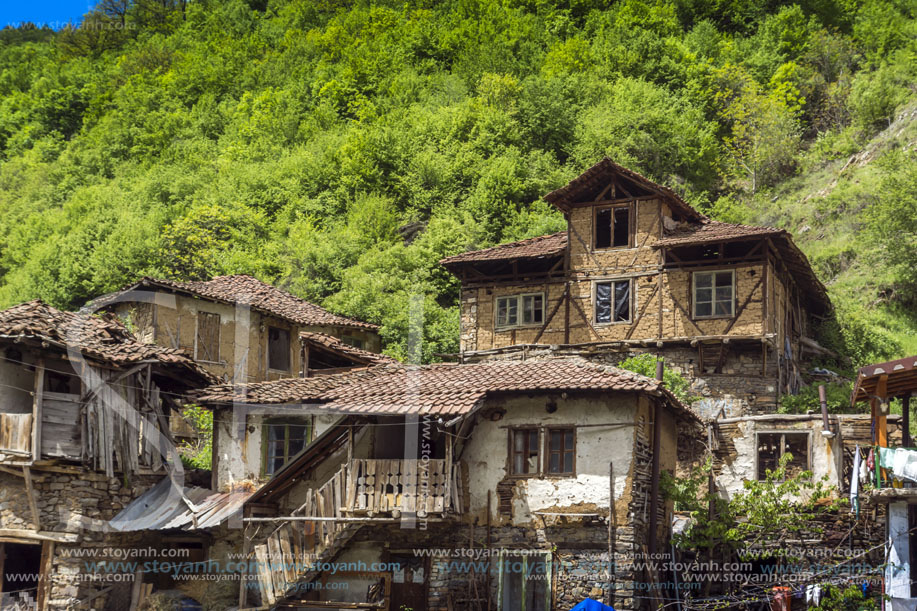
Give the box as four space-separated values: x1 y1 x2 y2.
440 158 833 420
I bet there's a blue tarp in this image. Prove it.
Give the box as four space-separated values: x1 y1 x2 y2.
570 599 615 611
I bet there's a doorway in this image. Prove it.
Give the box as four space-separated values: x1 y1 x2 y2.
1 542 42 608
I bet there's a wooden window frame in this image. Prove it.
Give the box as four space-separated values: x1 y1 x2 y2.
497 550 552 611
593 203 635 251
593 278 633 325
261 418 312 477
754 430 811 481
267 326 292 372
194 311 221 364
494 292 546 331
692 269 736 320
507 427 541 478
342 336 365 349
544 426 576 477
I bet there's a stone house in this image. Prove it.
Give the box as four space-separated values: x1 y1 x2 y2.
196 359 703 610
440 158 834 419
96 274 382 384
0 300 214 609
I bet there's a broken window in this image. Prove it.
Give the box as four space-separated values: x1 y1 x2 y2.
693 270 735 318
510 428 540 475
546 428 575 475
342 336 365 350
757 432 810 480
595 280 631 323
499 551 551 611
195 311 221 363
268 326 291 371
496 294 544 329
262 419 311 476
595 205 631 249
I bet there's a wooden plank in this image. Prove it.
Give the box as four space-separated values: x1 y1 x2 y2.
0 528 78 543
31 360 44 462
35 541 54 610
22 466 41 531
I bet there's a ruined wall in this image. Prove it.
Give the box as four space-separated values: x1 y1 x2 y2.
0 470 161 610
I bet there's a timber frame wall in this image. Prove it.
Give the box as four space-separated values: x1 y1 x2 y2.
456 190 819 413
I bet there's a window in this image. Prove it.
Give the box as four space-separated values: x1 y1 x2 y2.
546 428 575 475
595 280 631 323
595 205 631 249
268 326 291 371
693 271 735 318
510 428 540 475
262 419 311 476
342 336 365 350
498 551 551 611
496 294 544 329
756 432 809 480
195 311 221 363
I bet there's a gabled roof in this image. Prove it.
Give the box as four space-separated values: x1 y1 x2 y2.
0 300 215 384
439 232 567 267
543 157 704 222
300 332 395 365
98 275 377 331
196 359 699 422
852 355 917 404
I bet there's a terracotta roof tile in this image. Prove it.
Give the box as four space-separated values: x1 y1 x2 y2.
100 275 377 331
196 359 698 422
300 332 396 365
0 300 215 383
439 232 567 266
654 220 785 247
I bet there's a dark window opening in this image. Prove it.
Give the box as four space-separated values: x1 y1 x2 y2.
546 428 575 475
510 428 539 475
262 419 311 476
613 207 630 247
2 542 42 600
595 206 630 249
342 336 364 350
268 326 291 371
757 432 809 480
595 280 631 323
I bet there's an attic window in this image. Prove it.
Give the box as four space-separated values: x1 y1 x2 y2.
595 205 631 249
268 327 291 371
595 280 631 323
342 336 364 350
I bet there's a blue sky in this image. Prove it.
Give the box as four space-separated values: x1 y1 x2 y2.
2 0 93 29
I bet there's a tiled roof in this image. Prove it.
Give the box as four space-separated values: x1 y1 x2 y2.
101 275 377 331
196 359 698 422
0 300 215 383
852 355 917 405
300 332 396 365
544 158 703 222
439 232 567 266
655 220 785 247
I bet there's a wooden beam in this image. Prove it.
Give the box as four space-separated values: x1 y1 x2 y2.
0 528 78 543
625 283 659 340
534 287 567 344
568 291 602 340
35 541 54 610
22 466 40 531
31 359 44 462
722 275 765 335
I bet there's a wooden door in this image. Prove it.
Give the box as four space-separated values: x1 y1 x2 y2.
390 555 427 611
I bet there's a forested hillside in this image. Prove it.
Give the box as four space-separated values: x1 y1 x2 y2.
0 0 915 364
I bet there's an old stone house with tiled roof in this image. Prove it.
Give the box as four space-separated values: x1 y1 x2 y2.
195 359 702 610
94 274 386 489
441 158 834 423
0 300 216 609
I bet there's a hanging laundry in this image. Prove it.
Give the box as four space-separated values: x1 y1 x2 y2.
850 445 861 515
867 447 875 472
893 447 917 482
879 447 896 469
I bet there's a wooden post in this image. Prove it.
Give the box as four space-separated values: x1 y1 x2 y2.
35 541 54 610
31 359 44 461
903 394 911 449
648 360 664 559
608 460 616 608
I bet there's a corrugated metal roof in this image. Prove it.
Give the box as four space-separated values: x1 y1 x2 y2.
109 477 252 532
